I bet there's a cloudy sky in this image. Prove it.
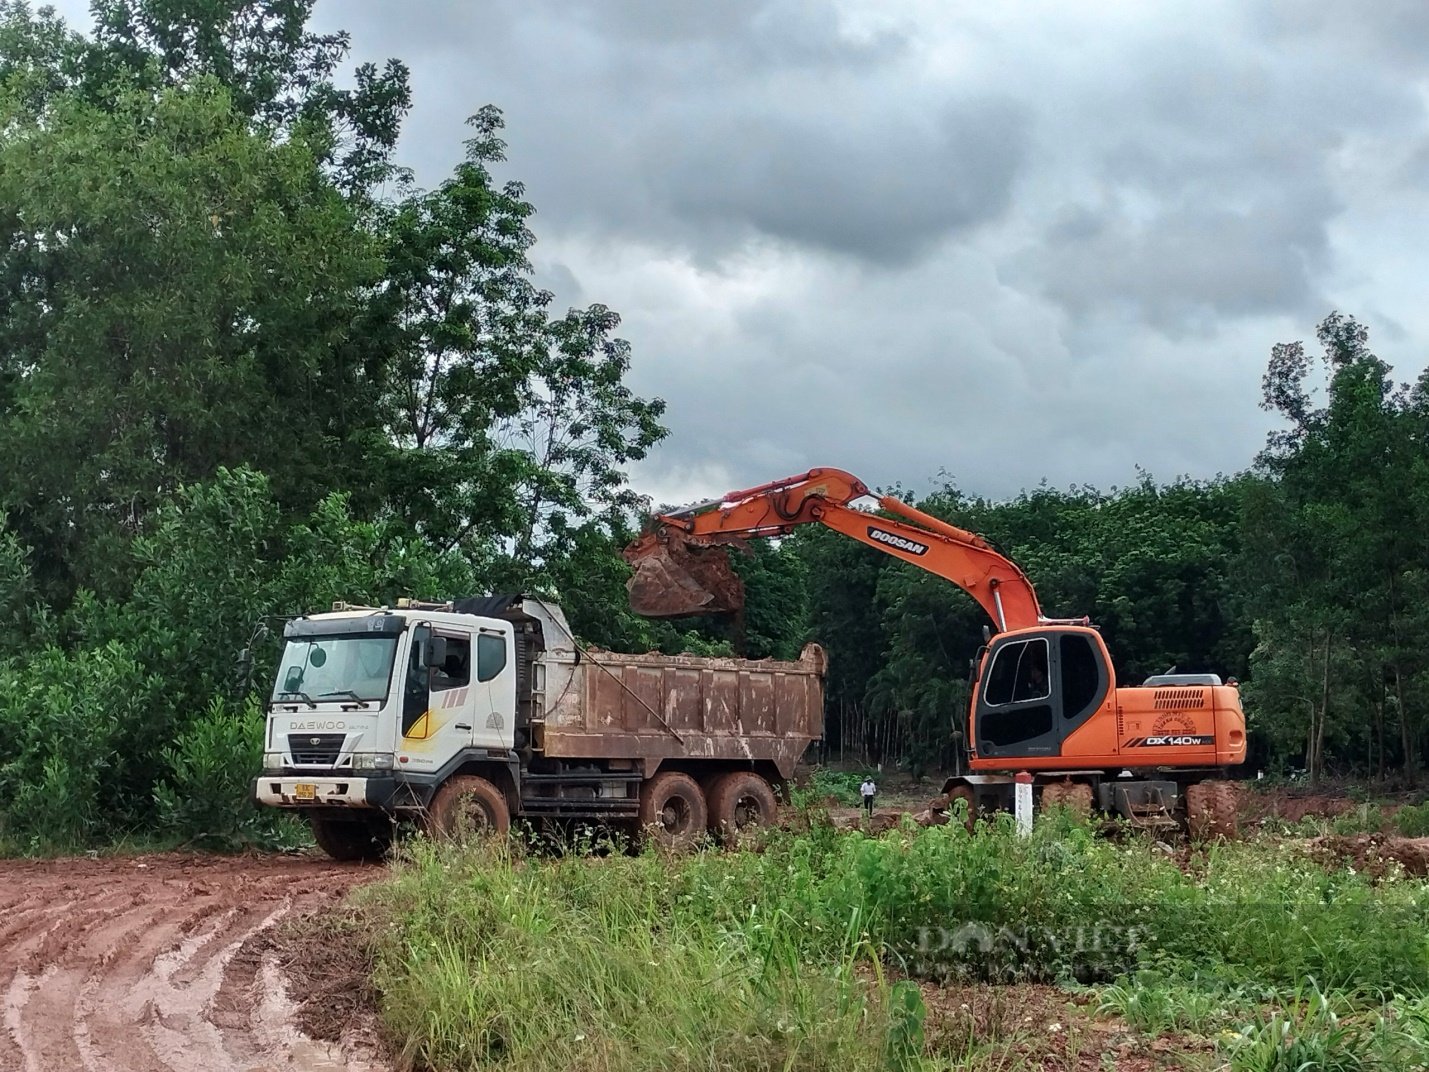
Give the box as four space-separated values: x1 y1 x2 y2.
60 1 1429 505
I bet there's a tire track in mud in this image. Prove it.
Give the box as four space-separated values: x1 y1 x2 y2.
0 853 386 1072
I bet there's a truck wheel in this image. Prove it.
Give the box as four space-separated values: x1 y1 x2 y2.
309 815 392 862
707 771 777 840
424 775 511 841
638 772 707 848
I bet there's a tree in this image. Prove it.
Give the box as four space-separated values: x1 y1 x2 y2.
362 107 667 576
0 77 382 602
1242 313 1429 779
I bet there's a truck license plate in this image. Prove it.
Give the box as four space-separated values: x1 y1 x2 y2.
294 783 317 801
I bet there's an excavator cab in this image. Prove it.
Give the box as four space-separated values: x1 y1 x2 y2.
971 627 1111 760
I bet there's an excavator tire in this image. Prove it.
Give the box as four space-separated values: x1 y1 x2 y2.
1065 782 1094 818
639 772 708 848
1185 780 1239 842
1041 782 1067 810
424 775 512 841
707 771 778 841
1209 780 1240 839
1185 782 1213 841
946 785 977 832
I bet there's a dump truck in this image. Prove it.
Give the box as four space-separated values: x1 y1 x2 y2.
251 594 825 859
624 467 1247 837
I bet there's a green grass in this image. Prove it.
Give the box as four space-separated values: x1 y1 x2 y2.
360 814 1429 1071
363 838 917 1072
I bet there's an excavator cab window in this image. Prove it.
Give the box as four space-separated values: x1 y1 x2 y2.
979 638 1055 751
1059 634 1101 719
984 638 1050 706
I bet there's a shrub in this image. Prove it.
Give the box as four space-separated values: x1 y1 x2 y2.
152 696 298 849
1394 802 1429 838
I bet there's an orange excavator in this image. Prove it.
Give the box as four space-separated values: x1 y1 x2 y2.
623 467 1246 836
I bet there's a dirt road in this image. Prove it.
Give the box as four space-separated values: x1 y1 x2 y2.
0 852 386 1072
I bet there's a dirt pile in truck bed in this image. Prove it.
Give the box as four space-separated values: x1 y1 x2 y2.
0 852 387 1072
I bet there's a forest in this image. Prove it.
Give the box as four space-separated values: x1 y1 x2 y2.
1 0 1428 851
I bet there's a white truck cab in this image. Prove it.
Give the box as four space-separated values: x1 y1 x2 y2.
253 597 569 852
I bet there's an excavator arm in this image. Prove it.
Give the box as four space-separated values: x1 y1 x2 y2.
623 467 1046 633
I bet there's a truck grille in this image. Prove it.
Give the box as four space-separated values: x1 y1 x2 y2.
288 733 346 765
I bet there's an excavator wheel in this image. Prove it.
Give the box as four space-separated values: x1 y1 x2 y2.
1185 780 1239 842
1041 782 1067 810
946 785 977 832
1208 780 1240 839
1064 782 1094 818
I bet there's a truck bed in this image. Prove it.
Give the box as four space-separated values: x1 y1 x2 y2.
532 643 826 778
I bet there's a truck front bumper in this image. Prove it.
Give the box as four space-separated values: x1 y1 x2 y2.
252 774 400 809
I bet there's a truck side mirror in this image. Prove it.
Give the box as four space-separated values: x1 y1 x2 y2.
422 636 448 669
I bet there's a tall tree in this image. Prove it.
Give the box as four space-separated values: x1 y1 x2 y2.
1242 313 1429 779
363 107 666 576
0 77 382 600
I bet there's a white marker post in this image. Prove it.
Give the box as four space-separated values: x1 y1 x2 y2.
1014 771 1033 837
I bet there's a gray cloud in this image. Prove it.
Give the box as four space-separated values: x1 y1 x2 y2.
1023 192 1337 335
647 98 1030 264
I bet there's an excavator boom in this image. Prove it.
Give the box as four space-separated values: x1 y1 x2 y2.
624 467 1045 632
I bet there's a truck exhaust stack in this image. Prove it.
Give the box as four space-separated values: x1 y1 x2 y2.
623 530 746 618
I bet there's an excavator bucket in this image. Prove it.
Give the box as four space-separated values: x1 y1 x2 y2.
623 531 746 618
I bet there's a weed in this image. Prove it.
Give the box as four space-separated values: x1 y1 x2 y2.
1394 802 1429 838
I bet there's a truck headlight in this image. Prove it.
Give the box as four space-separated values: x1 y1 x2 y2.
354 754 394 770
262 752 284 771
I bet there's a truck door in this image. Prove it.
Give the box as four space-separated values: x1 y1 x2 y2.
470 625 516 751
399 624 479 767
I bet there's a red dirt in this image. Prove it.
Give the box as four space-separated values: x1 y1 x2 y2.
0 851 388 1072
1308 834 1429 878
913 982 1209 1070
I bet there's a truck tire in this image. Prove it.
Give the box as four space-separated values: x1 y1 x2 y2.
638 772 707 848
424 775 511 841
309 815 392 862
707 771 777 840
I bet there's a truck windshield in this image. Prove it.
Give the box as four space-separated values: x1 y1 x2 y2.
272 635 398 703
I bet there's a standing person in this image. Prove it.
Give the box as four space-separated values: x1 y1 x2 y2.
859 776 877 819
